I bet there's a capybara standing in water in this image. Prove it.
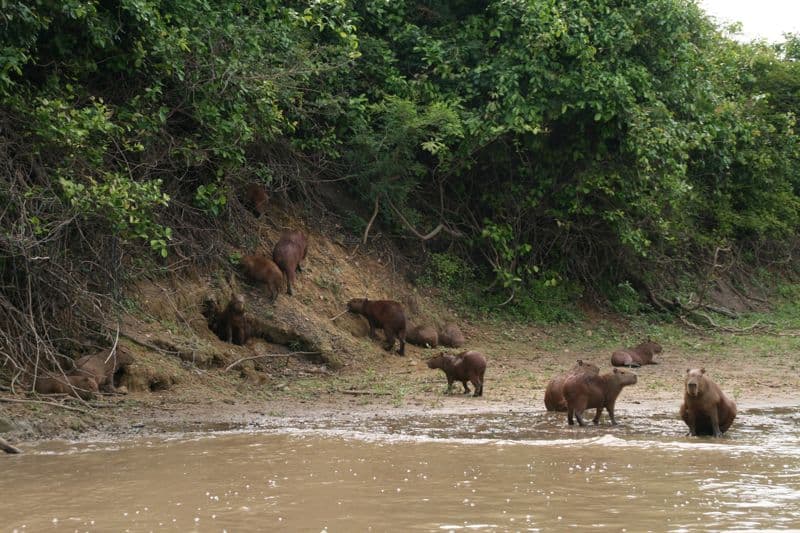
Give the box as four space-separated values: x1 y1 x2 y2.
407 325 438 348
347 298 406 355
240 254 283 302
611 340 662 368
563 368 638 426
427 351 487 397
34 374 99 400
272 230 308 295
680 368 737 437
216 293 248 346
74 347 134 394
438 323 465 348
244 183 269 217
544 359 601 412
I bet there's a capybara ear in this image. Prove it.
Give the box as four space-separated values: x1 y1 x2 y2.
613 368 619 374
701 367 706 374
686 368 691 374
577 359 583 365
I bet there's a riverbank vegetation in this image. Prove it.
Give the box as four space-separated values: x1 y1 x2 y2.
2 0 800 377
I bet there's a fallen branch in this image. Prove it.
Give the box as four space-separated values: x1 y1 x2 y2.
385 197 463 241
362 195 380 244
329 309 348 321
338 389 391 396
0 396 96 415
225 351 322 372
0 437 21 454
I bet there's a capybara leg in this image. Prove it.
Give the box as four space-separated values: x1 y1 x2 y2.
592 407 602 425
461 381 471 394
368 321 377 340
446 378 454 394
296 263 303 273
568 408 575 426
607 406 617 425
286 270 295 295
710 411 722 437
472 377 483 397
384 330 396 353
574 410 587 427
397 336 405 356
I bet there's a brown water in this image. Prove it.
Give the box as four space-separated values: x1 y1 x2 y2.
3 405 800 531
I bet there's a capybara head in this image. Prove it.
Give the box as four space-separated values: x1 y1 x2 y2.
575 359 600 373
229 293 245 313
347 298 367 314
639 340 663 355
613 367 638 385
427 352 450 370
71 375 100 395
685 368 707 397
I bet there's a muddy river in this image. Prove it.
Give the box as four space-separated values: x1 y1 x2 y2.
3 404 800 531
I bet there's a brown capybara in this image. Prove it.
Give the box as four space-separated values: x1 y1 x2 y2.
438 323 465 348
244 183 269 217
73 347 134 394
35 374 99 400
0 436 21 454
563 368 638 426
680 368 737 437
427 351 487 397
217 293 248 345
272 230 308 295
544 359 601 412
240 254 282 302
347 298 407 355
406 325 438 348
611 340 662 368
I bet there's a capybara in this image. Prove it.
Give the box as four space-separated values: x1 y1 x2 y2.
35 374 99 400
244 183 269 217
240 254 282 302
563 368 638 426
217 293 248 345
407 325 438 348
347 298 407 355
0 436 21 454
438 323 465 348
73 347 134 394
680 368 737 437
611 340 662 368
544 359 601 412
427 350 487 397
272 230 308 295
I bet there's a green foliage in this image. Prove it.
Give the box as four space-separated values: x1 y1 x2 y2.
420 252 474 289
194 182 227 217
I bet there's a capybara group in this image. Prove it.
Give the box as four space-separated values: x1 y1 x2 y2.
347 298 407 355
217 293 248 345
563 368 638 426
611 340 662 368
240 254 283 302
244 183 269 217
438 323 465 348
74 347 133 394
544 359 600 412
272 230 308 295
680 368 737 437
427 350 487 397
407 325 438 348
34 374 99 400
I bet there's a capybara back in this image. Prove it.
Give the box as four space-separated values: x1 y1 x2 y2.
347 298 407 355
544 359 600 412
240 254 282 301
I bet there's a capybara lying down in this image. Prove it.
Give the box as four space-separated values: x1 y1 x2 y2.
0 436 21 454
563 368 637 426
611 340 662 367
217 293 248 345
272 230 308 295
35 374 99 400
74 347 133 394
244 183 269 217
544 359 600 412
240 254 283 302
680 368 737 437
347 298 406 355
407 325 438 348
427 351 487 397
438 323 465 348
